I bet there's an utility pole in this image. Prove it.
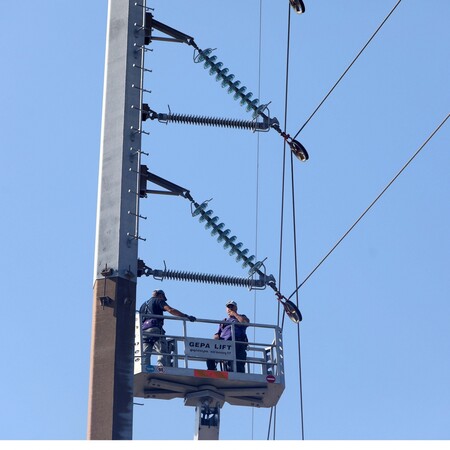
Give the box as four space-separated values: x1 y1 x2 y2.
87 0 146 439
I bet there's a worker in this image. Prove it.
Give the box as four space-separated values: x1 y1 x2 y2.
140 289 196 367
207 300 249 373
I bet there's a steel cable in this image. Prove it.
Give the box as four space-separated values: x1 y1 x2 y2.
293 0 402 140
289 113 450 300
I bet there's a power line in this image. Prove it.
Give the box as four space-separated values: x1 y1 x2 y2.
268 2 306 441
268 2 293 441
273 1 402 439
252 0 263 441
288 113 450 300
293 0 402 140
286 21 306 447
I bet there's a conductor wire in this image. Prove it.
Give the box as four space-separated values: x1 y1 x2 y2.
285 8 305 442
252 0 264 441
268 2 292 440
288 113 450 301
268 3 306 442
293 0 402 140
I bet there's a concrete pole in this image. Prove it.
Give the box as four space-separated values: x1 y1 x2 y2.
87 0 146 440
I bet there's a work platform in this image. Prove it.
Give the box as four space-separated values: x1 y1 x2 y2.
134 314 285 408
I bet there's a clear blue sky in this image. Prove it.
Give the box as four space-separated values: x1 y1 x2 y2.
0 0 449 444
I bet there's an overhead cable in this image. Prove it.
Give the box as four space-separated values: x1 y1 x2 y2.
288 113 450 300
270 2 306 441
293 0 402 140
252 0 264 440
285 7 306 443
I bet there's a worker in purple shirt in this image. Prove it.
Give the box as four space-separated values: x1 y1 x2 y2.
207 300 249 373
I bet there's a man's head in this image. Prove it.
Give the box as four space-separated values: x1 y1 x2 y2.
152 289 166 299
226 300 237 313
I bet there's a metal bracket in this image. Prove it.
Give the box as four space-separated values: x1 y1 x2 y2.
144 13 196 46
139 165 191 198
99 266 114 310
99 295 113 309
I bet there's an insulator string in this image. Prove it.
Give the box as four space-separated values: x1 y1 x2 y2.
194 48 262 115
158 111 272 131
147 267 267 289
193 46 309 161
191 199 260 272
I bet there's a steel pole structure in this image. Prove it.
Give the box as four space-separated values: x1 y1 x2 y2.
88 0 146 440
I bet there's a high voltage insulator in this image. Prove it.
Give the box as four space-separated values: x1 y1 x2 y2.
190 199 262 275
194 48 262 116
169 113 268 130
192 47 309 162
142 105 278 132
138 264 273 290
186 195 302 322
168 113 264 130
144 104 308 161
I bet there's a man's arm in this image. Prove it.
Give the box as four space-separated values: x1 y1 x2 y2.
163 304 196 321
229 311 249 324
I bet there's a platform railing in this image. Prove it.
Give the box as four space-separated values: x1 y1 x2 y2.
134 313 284 377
